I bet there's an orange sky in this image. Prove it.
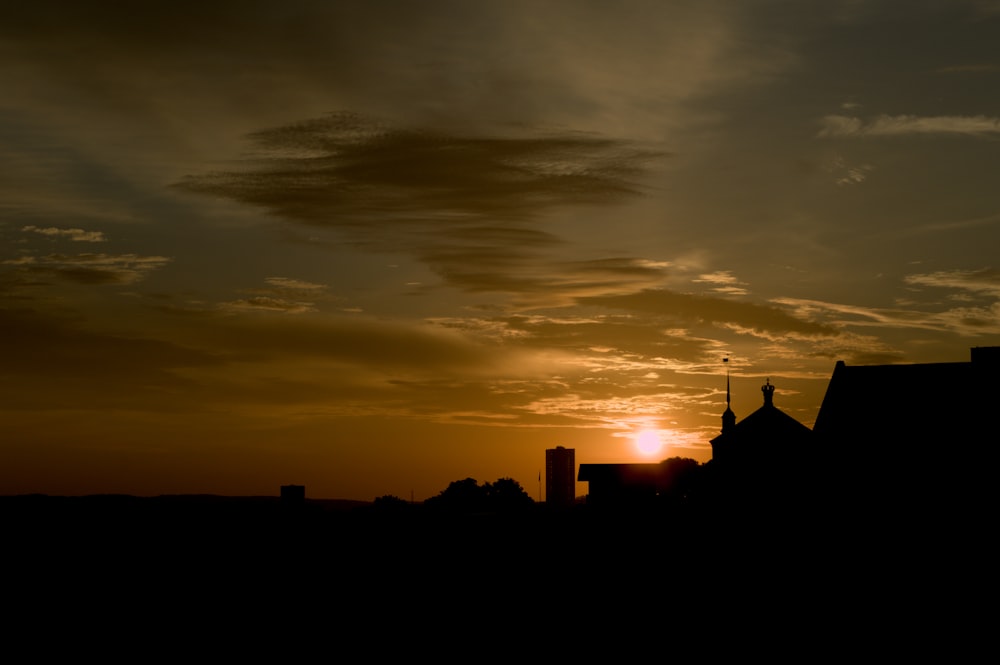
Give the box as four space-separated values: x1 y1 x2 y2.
3 1 1000 500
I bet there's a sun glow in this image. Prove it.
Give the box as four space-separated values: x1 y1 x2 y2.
634 429 663 457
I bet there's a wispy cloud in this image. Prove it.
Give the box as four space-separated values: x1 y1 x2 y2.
218 276 332 314
693 270 748 295
21 225 106 242
828 156 874 186
579 289 837 338
819 114 1000 138
2 252 171 284
263 277 326 291
836 166 872 186
218 297 317 315
434 256 670 309
775 294 1000 336
775 297 935 327
905 268 1000 297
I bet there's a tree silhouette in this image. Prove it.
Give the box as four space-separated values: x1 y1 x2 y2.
370 494 411 512
658 457 703 499
423 477 488 513
484 477 534 511
424 477 534 513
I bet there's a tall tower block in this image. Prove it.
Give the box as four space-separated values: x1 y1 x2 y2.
545 446 576 508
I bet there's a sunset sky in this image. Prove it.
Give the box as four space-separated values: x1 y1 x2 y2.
3 0 1000 501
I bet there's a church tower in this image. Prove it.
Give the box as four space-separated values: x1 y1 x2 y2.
711 372 813 465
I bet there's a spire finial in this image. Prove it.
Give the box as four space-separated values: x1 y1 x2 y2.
762 377 775 406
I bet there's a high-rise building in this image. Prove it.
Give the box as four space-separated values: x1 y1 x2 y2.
545 446 576 508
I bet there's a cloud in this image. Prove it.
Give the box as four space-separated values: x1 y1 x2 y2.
177 112 662 220
263 277 326 291
0 1 763 144
819 114 1000 138
175 112 666 300
787 330 907 366
905 268 1000 297
824 156 873 186
21 225 106 242
578 289 838 338
774 294 1000 336
0 307 222 410
901 212 1000 237
775 297 932 327
218 297 317 315
693 270 748 295
159 305 736 431
836 167 872 186
431 256 670 308
217 276 334 314
2 252 171 284
436 313 714 359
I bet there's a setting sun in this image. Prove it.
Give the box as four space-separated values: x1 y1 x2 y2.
634 430 664 457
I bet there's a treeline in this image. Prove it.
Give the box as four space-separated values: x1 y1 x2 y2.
367 476 535 515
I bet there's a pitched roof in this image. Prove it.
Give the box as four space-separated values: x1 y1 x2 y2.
721 402 812 441
813 346 996 444
710 381 813 463
809 347 998 513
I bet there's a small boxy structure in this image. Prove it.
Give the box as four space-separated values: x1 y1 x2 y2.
280 484 305 505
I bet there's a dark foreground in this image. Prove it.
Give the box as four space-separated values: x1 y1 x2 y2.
2 493 992 657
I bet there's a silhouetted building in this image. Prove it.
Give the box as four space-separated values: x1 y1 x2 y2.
280 484 305 504
577 347 999 519
706 376 817 512
577 463 660 507
814 346 996 444
545 446 576 508
577 457 705 510
813 346 997 518
710 378 814 465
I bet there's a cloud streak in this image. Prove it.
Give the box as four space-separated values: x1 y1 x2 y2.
905 268 1000 298
819 114 1000 138
21 226 106 242
775 293 1000 337
580 289 839 339
217 276 333 314
3 253 171 285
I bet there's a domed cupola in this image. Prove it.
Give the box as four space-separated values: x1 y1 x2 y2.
762 378 775 407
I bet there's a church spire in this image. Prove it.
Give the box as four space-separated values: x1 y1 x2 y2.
721 356 736 432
